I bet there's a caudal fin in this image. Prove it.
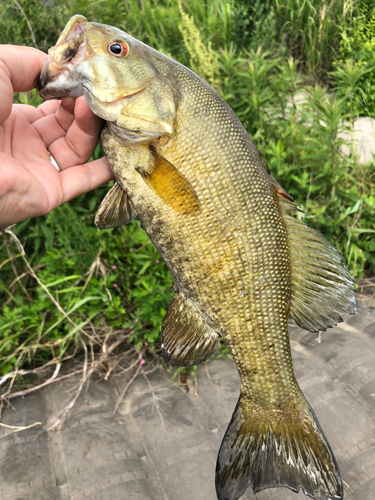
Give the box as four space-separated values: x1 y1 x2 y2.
215 394 342 500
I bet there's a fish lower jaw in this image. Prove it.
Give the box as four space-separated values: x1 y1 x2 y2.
38 78 84 99
38 61 84 99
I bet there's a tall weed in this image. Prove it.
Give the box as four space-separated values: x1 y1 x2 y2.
178 1 219 86
334 0 375 115
271 0 348 77
218 47 375 278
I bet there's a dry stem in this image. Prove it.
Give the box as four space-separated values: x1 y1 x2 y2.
114 352 144 414
4 229 94 343
205 362 216 393
11 0 38 48
0 421 42 440
142 367 165 427
0 229 162 431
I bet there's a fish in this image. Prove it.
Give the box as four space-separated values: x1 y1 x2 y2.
38 15 356 500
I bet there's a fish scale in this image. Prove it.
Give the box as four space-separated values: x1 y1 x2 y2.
38 15 356 500
149 67 296 403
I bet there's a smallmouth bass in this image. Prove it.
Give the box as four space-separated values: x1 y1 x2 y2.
38 15 356 500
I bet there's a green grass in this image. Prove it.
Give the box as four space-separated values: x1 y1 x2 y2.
0 0 374 377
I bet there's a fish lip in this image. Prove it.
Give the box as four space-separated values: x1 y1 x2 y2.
37 37 89 100
37 58 84 100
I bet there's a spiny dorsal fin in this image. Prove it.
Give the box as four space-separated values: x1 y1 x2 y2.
280 199 356 332
161 292 219 367
259 153 296 204
136 150 200 215
95 182 137 229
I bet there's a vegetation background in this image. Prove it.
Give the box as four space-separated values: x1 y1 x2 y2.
0 0 374 381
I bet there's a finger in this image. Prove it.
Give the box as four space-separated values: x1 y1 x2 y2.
58 157 114 205
37 99 62 117
48 97 103 168
13 100 61 124
68 96 102 138
32 101 75 148
0 46 46 91
61 96 76 114
12 103 44 123
6 107 51 163
0 46 46 126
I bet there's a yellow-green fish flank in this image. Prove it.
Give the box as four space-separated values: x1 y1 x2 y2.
38 16 356 500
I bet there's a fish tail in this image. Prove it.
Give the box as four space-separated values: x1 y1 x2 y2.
215 393 343 500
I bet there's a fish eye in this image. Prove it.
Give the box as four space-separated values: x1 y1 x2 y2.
108 41 129 57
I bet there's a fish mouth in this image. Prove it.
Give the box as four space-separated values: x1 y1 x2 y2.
38 15 145 103
37 15 88 100
83 85 146 104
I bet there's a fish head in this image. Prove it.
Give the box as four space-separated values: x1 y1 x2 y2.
38 15 176 144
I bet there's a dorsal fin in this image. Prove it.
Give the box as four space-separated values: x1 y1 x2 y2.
273 183 296 203
259 153 296 203
136 150 200 215
95 182 137 229
280 199 356 332
161 292 219 367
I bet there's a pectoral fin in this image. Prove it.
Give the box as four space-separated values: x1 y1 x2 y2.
95 182 137 229
161 292 219 367
136 150 200 215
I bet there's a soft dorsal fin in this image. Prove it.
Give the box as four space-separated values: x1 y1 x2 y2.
161 292 219 367
95 182 137 229
136 150 200 215
280 199 356 332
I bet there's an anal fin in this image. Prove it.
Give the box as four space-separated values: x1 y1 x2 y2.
161 292 219 367
95 182 137 229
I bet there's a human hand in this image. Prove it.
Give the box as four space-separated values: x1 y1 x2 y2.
0 45 114 229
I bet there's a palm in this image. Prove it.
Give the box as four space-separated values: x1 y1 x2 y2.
0 45 114 228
